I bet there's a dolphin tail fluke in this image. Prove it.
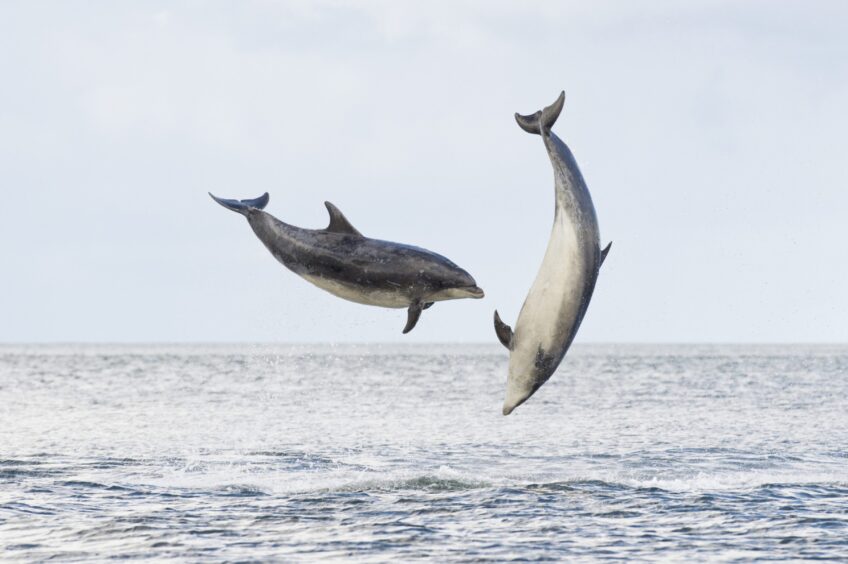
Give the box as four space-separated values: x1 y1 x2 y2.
515 91 565 135
209 192 270 215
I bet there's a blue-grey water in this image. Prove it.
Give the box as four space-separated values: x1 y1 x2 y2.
1 344 847 561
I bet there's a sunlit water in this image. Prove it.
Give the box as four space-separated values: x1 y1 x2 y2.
1 344 847 561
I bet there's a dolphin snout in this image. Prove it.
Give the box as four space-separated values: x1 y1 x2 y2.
466 285 485 299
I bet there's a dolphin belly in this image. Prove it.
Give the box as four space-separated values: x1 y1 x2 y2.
504 212 593 413
300 274 411 308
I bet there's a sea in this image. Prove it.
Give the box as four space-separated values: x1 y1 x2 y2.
1 344 847 561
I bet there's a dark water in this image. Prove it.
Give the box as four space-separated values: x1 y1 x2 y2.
1 344 847 561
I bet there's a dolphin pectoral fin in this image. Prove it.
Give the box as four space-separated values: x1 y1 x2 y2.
402 302 424 334
209 192 270 215
493 310 514 350
600 241 612 266
324 202 363 236
515 91 565 135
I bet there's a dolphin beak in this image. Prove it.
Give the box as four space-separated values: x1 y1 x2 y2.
502 383 528 415
466 286 485 299
430 285 485 301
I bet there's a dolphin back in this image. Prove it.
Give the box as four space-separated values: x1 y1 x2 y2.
209 192 270 215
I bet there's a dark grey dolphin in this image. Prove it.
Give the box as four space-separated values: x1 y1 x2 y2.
493 92 611 415
210 193 484 333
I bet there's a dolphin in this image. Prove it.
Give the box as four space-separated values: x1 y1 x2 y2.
494 91 611 415
210 193 484 333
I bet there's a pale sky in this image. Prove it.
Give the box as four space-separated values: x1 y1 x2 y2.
1 1 846 343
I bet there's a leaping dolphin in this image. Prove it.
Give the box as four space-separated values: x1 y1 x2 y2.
210 193 484 333
494 91 611 415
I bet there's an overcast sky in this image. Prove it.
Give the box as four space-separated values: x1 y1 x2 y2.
1 1 846 343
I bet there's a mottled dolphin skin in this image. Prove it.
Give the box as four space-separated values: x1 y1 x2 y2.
210 193 484 333
494 92 611 415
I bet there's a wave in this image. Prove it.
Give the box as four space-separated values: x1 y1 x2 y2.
144 457 848 497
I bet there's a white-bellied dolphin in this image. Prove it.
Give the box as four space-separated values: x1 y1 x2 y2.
494 91 611 415
210 193 484 333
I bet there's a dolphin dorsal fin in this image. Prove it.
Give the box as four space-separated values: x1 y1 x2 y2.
324 201 362 236
600 241 612 266
494 310 514 350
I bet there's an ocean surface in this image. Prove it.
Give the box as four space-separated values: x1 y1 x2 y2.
1 344 847 561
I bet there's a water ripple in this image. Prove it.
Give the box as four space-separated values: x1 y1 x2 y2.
1 344 847 560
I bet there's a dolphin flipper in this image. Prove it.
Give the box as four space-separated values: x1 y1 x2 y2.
493 310 514 350
403 301 424 334
601 241 612 266
209 192 269 215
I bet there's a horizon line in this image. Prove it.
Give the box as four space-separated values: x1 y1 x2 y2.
1 341 846 347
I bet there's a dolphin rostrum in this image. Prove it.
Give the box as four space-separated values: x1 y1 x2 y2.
494 91 611 415
210 193 484 333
